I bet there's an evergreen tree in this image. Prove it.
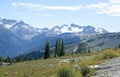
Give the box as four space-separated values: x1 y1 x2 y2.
77 42 87 54
0 56 2 62
58 38 61 56
16 55 22 62
7 56 12 65
24 56 28 61
28 56 33 61
54 38 59 57
118 44 120 48
44 41 50 59
0 56 3 65
60 39 65 56
88 46 90 53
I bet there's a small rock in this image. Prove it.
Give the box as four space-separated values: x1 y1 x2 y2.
15 72 18 75
89 65 100 70
49 64 53 67
4 72 8 76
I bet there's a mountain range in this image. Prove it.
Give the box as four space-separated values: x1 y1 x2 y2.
0 18 108 57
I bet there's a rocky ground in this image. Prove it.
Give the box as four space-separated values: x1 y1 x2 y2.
92 57 120 77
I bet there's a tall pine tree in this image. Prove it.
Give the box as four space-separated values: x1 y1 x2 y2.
60 39 65 56
44 41 50 59
7 56 12 65
16 55 22 62
54 38 59 57
58 38 61 56
88 46 90 53
0 56 3 65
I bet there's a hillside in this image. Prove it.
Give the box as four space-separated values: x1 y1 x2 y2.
64 32 120 53
1 49 120 77
0 24 26 57
85 32 120 51
22 32 120 59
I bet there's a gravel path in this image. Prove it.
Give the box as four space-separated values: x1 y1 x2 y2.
92 57 120 77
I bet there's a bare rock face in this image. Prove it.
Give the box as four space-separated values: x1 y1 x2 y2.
92 57 120 77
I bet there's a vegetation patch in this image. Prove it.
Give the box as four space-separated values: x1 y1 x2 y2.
0 74 4 77
102 50 119 59
57 67 74 77
80 65 91 77
0 49 120 77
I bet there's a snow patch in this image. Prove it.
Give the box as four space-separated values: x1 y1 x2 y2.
54 27 60 32
5 24 12 29
95 27 104 33
60 25 83 33
71 27 83 32
61 26 72 33
23 34 39 40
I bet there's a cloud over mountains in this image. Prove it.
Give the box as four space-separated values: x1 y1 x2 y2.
12 0 120 16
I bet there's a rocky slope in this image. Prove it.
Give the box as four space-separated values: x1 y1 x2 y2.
93 57 120 77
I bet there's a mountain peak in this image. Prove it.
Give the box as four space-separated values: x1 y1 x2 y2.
15 21 26 26
51 24 108 34
61 24 69 28
0 18 109 57
1 18 17 25
70 23 80 28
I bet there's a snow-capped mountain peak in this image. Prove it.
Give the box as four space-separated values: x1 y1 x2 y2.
0 18 41 40
71 23 81 28
50 24 108 34
0 19 17 29
0 18 17 25
0 18 108 41
95 27 107 33
11 21 32 29
0 18 109 57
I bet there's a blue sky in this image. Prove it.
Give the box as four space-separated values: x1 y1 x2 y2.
0 0 120 32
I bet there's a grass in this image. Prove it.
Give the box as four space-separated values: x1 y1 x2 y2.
80 65 91 77
0 49 120 77
57 67 74 77
0 74 4 77
102 49 119 59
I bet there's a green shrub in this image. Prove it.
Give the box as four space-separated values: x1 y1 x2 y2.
80 65 91 76
57 67 74 77
102 50 118 59
94 55 103 60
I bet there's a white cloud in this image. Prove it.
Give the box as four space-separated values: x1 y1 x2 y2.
98 4 120 16
37 14 52 16
12 2 40 10
12 2 20 7
12 2 82 11
109 0 120 3
12 0 120 16
43 5 82 11
86 3 109 9
85 0 120 16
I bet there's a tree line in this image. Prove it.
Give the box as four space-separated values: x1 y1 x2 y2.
44 38 65 59
0 38 66 65
0 56 12 66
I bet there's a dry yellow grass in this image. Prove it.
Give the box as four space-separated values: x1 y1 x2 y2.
0 49 120 77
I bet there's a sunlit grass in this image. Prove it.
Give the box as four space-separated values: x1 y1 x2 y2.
0 49 120 77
